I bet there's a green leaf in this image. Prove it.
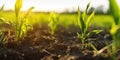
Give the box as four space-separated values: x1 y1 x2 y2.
89 43 98 52
49 12 59 35
82 11 87 21
78 7 86 33
109 0 120 25
87 30 103 36
86 11 95 28
110 25 120 54
77 32 81 38
82 2 90 21
0 18 5 23
23 6 34 19
119 7 120 25
0 5 4 12
15 0 22 17
86 2 90 12
80 18 86 33
92 30 103 34
110 25 119 35
77 7 81 27
78 7 81 17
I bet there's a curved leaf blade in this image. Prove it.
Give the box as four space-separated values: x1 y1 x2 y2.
109 0 120 25
78 7 86 32
86 11 95 27
15 0 22 17
0 5 4 12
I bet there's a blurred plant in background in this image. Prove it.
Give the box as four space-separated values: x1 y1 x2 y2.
0 5 8 49
49 12 59 35
109 0 120 59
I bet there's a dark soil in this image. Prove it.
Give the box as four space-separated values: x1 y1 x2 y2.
0 23 117 60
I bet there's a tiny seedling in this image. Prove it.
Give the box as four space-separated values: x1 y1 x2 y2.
77 3 102 48
49 12 59 35
109 0 120 59
14 0 23 41
0 5 7 49
14 0 34 41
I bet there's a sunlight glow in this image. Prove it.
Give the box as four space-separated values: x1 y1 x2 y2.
0 0 120 12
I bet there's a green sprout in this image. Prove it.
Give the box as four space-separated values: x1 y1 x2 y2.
0 5 7 49
0 5 9 50
109 0 120 59
77 3 102 48
14 0 22 41
49 12 59 35
14 0 34 41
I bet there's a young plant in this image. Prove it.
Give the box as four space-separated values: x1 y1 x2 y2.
109 0 120 59
14 0 22 41
49 12 59 35
14 0 34 41
0 5 7 49
77 3 102 48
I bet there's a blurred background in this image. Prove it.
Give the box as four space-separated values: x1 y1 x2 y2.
0 0 120 28
0 0 120 13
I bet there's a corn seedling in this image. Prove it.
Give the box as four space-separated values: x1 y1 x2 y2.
0 5 8 49
109 0 120 59
49 12 59 35
14 0 34 41
77 3 102 48
14 0 22 41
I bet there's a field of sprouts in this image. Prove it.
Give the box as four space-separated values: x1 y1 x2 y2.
0 0 120 60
